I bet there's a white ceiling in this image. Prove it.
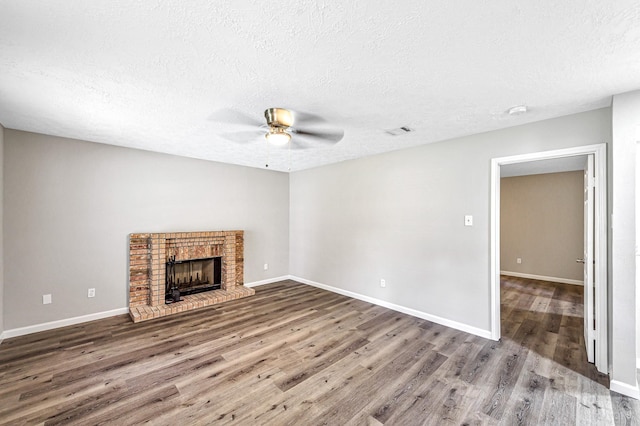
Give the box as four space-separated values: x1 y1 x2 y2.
1 1 639 172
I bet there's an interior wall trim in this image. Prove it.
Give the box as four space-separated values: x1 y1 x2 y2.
1 308 130 340
610 380 640 400
500 271 584 286
491 143 608 374
290 275 493 340
0 277 282 342
1 274 494 342
244 276 290 288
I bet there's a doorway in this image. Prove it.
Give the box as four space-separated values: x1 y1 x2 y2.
490 144 608 373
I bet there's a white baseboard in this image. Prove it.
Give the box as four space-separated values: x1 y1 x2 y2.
1 308 130 340
501 271 583 286
0 276 288 341
610 379 640 400
244 275 291 288
290 275 493 340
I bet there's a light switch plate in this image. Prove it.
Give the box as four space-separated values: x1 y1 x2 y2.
464 215 473 226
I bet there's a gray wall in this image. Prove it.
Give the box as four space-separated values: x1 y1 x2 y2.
4 130 290 329
501 171 584 282
290 108 611 333
611 90 639 390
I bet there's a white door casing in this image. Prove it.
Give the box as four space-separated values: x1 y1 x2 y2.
490 143 608 374
583 154 595 363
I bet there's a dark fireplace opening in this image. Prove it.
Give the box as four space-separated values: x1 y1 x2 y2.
165 256 222 303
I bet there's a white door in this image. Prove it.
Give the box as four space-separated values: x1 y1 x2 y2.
582 154 595 363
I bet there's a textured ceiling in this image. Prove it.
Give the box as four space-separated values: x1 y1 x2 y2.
1 1 639 172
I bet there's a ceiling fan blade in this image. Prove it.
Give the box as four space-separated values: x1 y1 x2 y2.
219 130 264 144
293 111 328 126
209 108 263 127
294 128 344 145
289 138 315 150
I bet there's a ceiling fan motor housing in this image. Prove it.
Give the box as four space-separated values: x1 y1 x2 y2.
265 108 294 128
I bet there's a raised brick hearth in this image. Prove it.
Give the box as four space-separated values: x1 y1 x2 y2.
128 231 254 322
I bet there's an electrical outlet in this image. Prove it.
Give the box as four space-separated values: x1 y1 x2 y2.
263 263 269 271
517 258 522 264
380 279 386 288
88 288 96 298
43 294 52 304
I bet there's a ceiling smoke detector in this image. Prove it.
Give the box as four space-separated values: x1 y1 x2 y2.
507 105 528 116
385 126 414 136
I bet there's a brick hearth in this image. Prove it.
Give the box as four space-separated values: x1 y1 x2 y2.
128 231 254 323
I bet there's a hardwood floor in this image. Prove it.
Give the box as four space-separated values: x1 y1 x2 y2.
0 277 638 425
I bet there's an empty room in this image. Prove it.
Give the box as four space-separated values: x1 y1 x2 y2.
1 1 640 425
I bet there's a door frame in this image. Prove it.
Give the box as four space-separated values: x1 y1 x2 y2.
490 143 608 373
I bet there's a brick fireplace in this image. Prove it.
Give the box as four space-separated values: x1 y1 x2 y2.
128 230 254 323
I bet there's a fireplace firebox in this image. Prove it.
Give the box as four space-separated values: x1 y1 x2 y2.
129 230 254 323
166 256 222 303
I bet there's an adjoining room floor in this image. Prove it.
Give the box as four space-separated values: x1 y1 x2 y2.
0 278 637 424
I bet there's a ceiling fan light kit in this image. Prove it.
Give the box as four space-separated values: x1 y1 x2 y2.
265 127 291 146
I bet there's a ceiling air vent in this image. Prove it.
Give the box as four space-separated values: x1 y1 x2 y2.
385 126 414 136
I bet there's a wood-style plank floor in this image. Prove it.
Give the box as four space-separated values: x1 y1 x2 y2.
0 277 638 425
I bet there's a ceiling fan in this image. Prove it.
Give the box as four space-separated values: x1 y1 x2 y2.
213 107 344 150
